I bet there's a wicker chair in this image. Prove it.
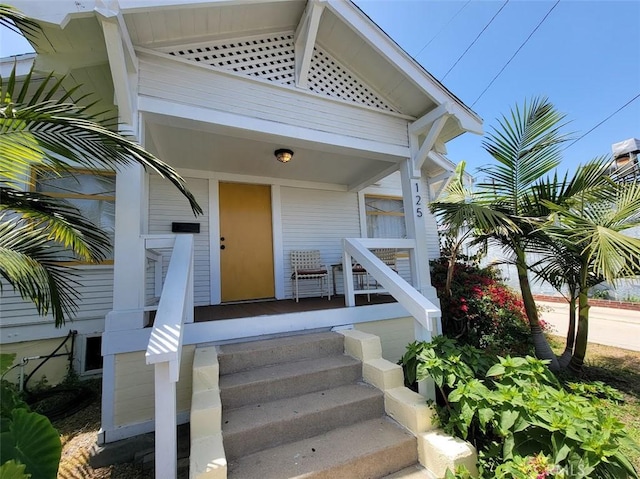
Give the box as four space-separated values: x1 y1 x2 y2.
290 250 331 302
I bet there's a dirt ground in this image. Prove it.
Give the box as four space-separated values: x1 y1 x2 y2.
53 380 152 479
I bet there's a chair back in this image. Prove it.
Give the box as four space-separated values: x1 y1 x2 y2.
372 248 397 270
291 250 322 271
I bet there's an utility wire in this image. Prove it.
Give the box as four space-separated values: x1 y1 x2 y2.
471 0 560 107
564 93 640 150
442 0 510 81
413 0 471 59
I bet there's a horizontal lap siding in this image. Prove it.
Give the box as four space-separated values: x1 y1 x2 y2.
113 346 194 426
281 187 360 299
138 56 408 147
0 268 114 326
148 176 210 306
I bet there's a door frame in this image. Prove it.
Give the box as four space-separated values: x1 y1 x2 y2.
209 178 284 304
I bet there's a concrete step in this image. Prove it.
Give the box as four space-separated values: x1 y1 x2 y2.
219 354 361 409
218 331 343 375
227 417 418 479
383 465 438 478
223 382 384 460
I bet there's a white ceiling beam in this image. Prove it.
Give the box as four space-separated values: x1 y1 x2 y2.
348 162 400 193
411 113 449 177
409 102 452 136
294 0 325 89
100 15 136 128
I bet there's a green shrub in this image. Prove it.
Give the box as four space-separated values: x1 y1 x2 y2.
0 353 61 479
430 258 536 357
408 339 639 478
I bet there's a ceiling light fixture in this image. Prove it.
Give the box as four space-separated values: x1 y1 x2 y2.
274 148 294 163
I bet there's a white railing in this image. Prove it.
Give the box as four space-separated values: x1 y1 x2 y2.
343 238 441 398
145 234 194 479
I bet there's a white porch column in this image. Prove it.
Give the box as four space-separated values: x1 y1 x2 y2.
399 159 439 305
106 162 147 331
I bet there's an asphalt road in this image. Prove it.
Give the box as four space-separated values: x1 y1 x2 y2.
537 301 640 352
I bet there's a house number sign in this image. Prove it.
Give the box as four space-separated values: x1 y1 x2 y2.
414 181 423 218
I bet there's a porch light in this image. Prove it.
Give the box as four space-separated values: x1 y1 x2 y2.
275 148 294 163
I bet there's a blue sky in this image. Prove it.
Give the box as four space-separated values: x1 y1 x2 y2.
353 0 640 176
2 1 638 178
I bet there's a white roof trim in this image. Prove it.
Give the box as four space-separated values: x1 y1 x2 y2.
325 0 482 135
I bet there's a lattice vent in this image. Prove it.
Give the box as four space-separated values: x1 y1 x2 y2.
168 34 396 112
308 48 396 112
169 34 296 85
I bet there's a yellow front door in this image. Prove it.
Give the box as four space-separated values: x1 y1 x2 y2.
219 182 275 302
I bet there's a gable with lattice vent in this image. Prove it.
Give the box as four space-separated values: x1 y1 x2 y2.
166 33 397 113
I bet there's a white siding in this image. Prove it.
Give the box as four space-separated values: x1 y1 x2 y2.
281 187 361 299
148 176 210 306
113 346 194 427
0 267 113 327
138 54 409 148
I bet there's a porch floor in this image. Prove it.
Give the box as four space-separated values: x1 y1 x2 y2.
194 294 396 322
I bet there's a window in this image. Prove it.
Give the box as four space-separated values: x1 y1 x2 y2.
34 169 116 263
364 195 406 238
82 335 103 374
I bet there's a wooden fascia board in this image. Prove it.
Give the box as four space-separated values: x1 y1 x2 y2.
138 95 410 159
324 0 483 135
117 0 280 14
0 54 35 78
294 0 325 88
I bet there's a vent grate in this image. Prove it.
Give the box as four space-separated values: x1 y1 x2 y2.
168 34 396 112
308 48 395 112
171 34 296 85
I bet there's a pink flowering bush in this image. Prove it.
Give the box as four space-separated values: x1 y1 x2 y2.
430 258 535 356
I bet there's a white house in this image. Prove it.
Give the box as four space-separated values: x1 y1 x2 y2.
2 1 483 476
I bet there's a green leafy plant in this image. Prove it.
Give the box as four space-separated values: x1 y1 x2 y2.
408 339 639 478
0 353 61 479
430 258 537 357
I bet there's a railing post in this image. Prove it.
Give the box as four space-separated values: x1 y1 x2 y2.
154 362 177 478
342 244 356 307
145 234 193 479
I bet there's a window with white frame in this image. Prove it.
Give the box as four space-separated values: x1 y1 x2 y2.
34 169 116 263
365 195 406 238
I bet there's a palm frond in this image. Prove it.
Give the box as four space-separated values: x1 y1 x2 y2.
477 96 570 215
0 216 81 327
1 64 202 216
0 4 39 38
1 188 111 262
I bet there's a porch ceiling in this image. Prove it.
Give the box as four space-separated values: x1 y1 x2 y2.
144 113 400 189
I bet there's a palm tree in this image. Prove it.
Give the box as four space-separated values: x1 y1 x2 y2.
541 160 640 373
1 5 202 327
431 97 570 370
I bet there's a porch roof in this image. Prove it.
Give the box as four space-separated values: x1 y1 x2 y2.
14 0 481 138
10 0 483 189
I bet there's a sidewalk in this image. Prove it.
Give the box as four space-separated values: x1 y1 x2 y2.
537 301 640 352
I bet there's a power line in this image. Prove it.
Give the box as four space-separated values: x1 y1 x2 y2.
413 0 471 59
442 0 510 81
564 93 640 150
471 0 560 107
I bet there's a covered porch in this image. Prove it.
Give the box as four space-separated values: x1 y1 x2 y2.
193 294 396 322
